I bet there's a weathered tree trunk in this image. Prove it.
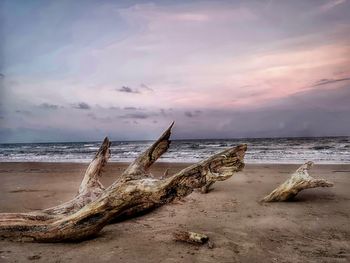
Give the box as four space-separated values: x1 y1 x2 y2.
0 123 247 242
262 161 333 202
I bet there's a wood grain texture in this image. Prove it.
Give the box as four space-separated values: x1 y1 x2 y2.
262 161 333 202
0 123 246 242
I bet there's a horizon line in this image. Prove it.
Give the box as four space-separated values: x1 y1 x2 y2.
0 134 349 145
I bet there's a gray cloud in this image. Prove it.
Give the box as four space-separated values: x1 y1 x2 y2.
39 103 59 110
119 113 150 119
116 86 140 94
87 113 112 122
124 107 138 110
160 108 174 117
312 77 350 87
15 110 32 115
109 106 120 110
87 113 97 120
184 110 202 118
72 102 91 110
1 84 349 143
140 83 153 92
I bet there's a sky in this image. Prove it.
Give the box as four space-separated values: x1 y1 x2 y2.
0 0 350 143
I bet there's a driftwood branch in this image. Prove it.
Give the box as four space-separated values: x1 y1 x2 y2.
44 137 111 215
0 123 247 242
200 149 245 193
262 161 334 202
0 137 111 222
119 122 174 181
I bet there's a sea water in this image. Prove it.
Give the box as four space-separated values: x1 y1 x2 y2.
0 137 349 164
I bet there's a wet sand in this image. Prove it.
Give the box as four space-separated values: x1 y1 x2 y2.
0 162 349 263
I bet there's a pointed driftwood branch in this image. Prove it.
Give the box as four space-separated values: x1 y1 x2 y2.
262 161 334 202
0 123 247 242
0 137 111 222
120 122 174 181
44 137 111 215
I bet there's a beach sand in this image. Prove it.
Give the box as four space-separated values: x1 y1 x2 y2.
0 162 349 262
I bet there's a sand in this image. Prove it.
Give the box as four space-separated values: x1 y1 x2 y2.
0 162 349 263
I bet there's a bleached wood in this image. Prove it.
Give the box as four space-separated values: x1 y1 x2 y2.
44 137 111 215
262 161 333 202
0 123 246 242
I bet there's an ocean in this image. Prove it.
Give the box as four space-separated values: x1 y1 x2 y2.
0 137 349 164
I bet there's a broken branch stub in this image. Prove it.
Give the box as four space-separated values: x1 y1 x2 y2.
262 161 334 202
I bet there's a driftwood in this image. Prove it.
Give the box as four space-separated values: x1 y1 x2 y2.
200 157 245 194
0 123 247 242
262 161 333 202
173 230 209 244
201 181 215 193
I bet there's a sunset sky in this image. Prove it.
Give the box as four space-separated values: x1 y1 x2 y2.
1 0 350 143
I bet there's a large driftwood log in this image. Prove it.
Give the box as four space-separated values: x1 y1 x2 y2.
262 161 333 202
0 123 247 242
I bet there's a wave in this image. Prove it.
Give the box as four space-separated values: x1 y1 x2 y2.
0 137 349 164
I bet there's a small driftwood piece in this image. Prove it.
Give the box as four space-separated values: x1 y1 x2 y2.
262 161 334 202
0 122 247 242
173 230 209 244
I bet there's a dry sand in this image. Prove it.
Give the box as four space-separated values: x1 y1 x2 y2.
0 162 349 263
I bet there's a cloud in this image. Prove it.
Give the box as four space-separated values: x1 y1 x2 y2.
109 106 120 110
86 113 112 122
140 83 153 92
184 110 202 118
312 77 350 87
115 84 153 94
1 1 350 143
72 102 91 110
116 86 140 94
124 106 137 110
119 113 150 119
160 108 173 117
39 103 59 110
319 0 346 13
15 110 32 115
87 113 97 120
